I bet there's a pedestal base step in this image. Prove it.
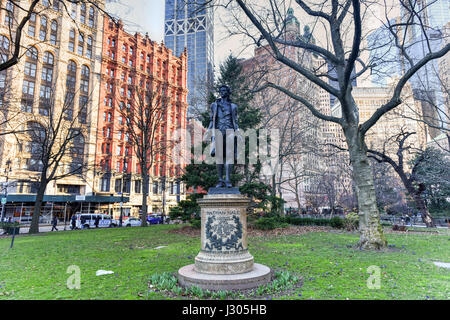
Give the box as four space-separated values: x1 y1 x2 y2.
178 263 272 291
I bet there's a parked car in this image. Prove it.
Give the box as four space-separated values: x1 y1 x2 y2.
147 214 163 225
122 217 142 227
74 214 114 229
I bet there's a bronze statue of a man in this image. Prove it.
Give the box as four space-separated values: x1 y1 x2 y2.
208 85 239 188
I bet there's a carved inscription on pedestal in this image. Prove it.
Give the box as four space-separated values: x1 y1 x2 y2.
204 209 244 252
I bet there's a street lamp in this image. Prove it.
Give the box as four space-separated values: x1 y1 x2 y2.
119 155 127 227
1 160 12 223
161 176 166 224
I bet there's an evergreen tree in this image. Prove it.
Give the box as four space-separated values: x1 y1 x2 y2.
175 54 282 221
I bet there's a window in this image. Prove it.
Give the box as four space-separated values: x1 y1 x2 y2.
69 28 75 52
86 36 93 58
28 13 36 37
79 96 88 123
50 20 58 45
5 1 14 26
39 16 48 41
71 2 77 19
100 175 110 191
24 61 37 77
80 65 90 94
78 32 84 55
0 36 9 64
27 122 46 171
135 180 141 194
78 68 89 121
115 178 122 192
71 132 85 174
22 80 35 96
21 47 38 113
80 3 86 24
65 61 77 120
88 7 95 28
39 52 54 115
53 0 60 11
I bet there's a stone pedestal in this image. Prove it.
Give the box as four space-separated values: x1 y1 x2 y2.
178 189 271 291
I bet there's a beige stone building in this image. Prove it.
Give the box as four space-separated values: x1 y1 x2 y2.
0 0 114 221
240 8 326 211
331 84 427 164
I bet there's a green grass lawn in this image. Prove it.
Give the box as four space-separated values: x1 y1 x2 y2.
0 225 449 300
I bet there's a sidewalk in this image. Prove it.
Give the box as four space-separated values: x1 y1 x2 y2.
18 224 73 234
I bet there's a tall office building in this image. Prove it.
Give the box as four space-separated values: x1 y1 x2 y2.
97 18 188 218
164 0 214 116
0 0 122 221
400 0 449 139
367 18 403 87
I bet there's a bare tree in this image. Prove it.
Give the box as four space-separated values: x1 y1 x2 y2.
199 0 450 249
0 1 115 72
26 83 93 234
368 129 439 227
115 83 172 227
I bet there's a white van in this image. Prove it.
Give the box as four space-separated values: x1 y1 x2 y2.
74 214 113 229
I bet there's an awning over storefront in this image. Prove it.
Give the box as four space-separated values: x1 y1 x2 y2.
4 194 129 204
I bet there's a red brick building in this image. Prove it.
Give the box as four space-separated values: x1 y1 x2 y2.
96 18 188 217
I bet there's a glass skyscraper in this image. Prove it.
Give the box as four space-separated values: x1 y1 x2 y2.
164 0 214 116
400 0 449 137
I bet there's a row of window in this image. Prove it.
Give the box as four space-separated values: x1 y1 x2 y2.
69 28 94 59
27 14 58 45
19 44 90 122
24 121 85 173
99 175 183 195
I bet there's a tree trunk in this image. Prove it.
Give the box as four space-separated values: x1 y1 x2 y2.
412 192 435 228
346 128 387 250
140 174 149 227
29 176 48 234
295 192 302 214
397 173 435 228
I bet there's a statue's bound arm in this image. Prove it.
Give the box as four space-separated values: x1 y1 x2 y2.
208 102 215 131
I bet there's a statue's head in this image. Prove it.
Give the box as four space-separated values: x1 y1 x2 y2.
218 85 231 100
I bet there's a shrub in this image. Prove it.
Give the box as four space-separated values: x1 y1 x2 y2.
190 218 201 229
254 217 289 230
330 216 345 229
344 212 359 231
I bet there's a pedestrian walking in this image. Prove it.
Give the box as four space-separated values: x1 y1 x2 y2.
51 216 58 231
94 215 100 228
71 214 76 230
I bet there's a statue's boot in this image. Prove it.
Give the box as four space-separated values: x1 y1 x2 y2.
216 164 225 188
225 164 233 188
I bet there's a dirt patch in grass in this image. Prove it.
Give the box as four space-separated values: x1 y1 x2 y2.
167 225 331 238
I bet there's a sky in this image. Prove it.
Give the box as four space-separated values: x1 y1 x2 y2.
105 0 248 68
105 0 165 42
